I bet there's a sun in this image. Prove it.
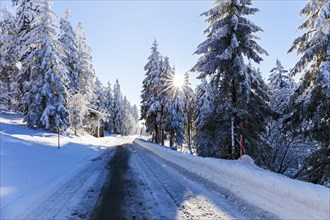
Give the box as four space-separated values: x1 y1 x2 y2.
173 74 185 89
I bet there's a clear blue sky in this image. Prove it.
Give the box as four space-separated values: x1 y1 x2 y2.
1 0 306 107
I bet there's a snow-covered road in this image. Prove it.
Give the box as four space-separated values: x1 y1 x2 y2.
92 143 277 219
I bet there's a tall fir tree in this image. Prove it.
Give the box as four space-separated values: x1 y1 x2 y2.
287 0 330 186
113 79 124 134
0 7 18 109
91 77 107 112
140 40 162 143
194 78 216 157
18 0 70 131
104 81 114 132
182 73 196 152
192 0 272 166
11 0 41 111
58 7 80 94
75 22 95 103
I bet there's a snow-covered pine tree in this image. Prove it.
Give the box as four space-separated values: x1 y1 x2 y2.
91 77 107 112
182 73 196 153
0 7 18 109
157 56 174 145
122 96 135 135
140 40 162 143
268 59 295 114
192 0 272 165
75 22 95 103
68 92 87 135
162 65 186 148
194 78 216 157
112 79 124 134
104 81 114 132
19 0 70 131
58 7 80 95
269 59 290 90
163 94 185 148
287 0 330 186
264 60 301 174
11 0 41 111
58 7 84 135
130 104 139 134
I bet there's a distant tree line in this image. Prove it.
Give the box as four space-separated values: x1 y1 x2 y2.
141 0 329 187
0 0 138 136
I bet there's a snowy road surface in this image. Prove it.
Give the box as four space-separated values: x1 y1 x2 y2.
92 143 278 219
1 111 329 219
130 139 329 220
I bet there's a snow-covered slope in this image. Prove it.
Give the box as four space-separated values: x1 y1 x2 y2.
0 111 132 219
134 139 330 220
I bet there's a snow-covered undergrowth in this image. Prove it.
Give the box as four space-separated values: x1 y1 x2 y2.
134 139 330 219
0 111 131 219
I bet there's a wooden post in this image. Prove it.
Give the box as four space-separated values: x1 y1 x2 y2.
97 115 100 138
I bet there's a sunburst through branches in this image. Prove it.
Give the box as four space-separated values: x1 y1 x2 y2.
163 73 188 97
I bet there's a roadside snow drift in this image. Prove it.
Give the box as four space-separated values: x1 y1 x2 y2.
134 139 330 220
0 111 132 219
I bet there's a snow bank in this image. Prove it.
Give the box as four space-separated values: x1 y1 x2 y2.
0 111 131 219
134 139 330 219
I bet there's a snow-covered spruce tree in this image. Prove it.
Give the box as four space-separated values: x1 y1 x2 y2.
104 81 114 132
194 78 216 157
19 0 70 131
11 0 41 111
264 60 301 174
112 79 124 134
58 7 80 95
287 0 330 186
122 96 135 135
0 7 18 109
157 56 175 145
140 40 162 143
75 22 95 103
58 7 84 135
268 59 296 113
182 73 196 153
91 77 107 112
163 93 185 148
192 0 272 166
130 104 139 134
68 92 87 135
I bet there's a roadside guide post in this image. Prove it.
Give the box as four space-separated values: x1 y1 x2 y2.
57 126 60 149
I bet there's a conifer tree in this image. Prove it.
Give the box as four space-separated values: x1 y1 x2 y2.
75 22 95 103
58 7 80 94
92 77 107 112
11 0 41 111
183 73 196 152
0 7 18 109
288 0 330 147
140 40 162 143
288 0 330 185
113 79 124 134
194 78 216 157
192 0 271 165
19 0 70 131
104 81 114 132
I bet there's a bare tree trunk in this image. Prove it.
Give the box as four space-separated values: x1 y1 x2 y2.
161 129 165 145
170 130 174 147
231 116 235 159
